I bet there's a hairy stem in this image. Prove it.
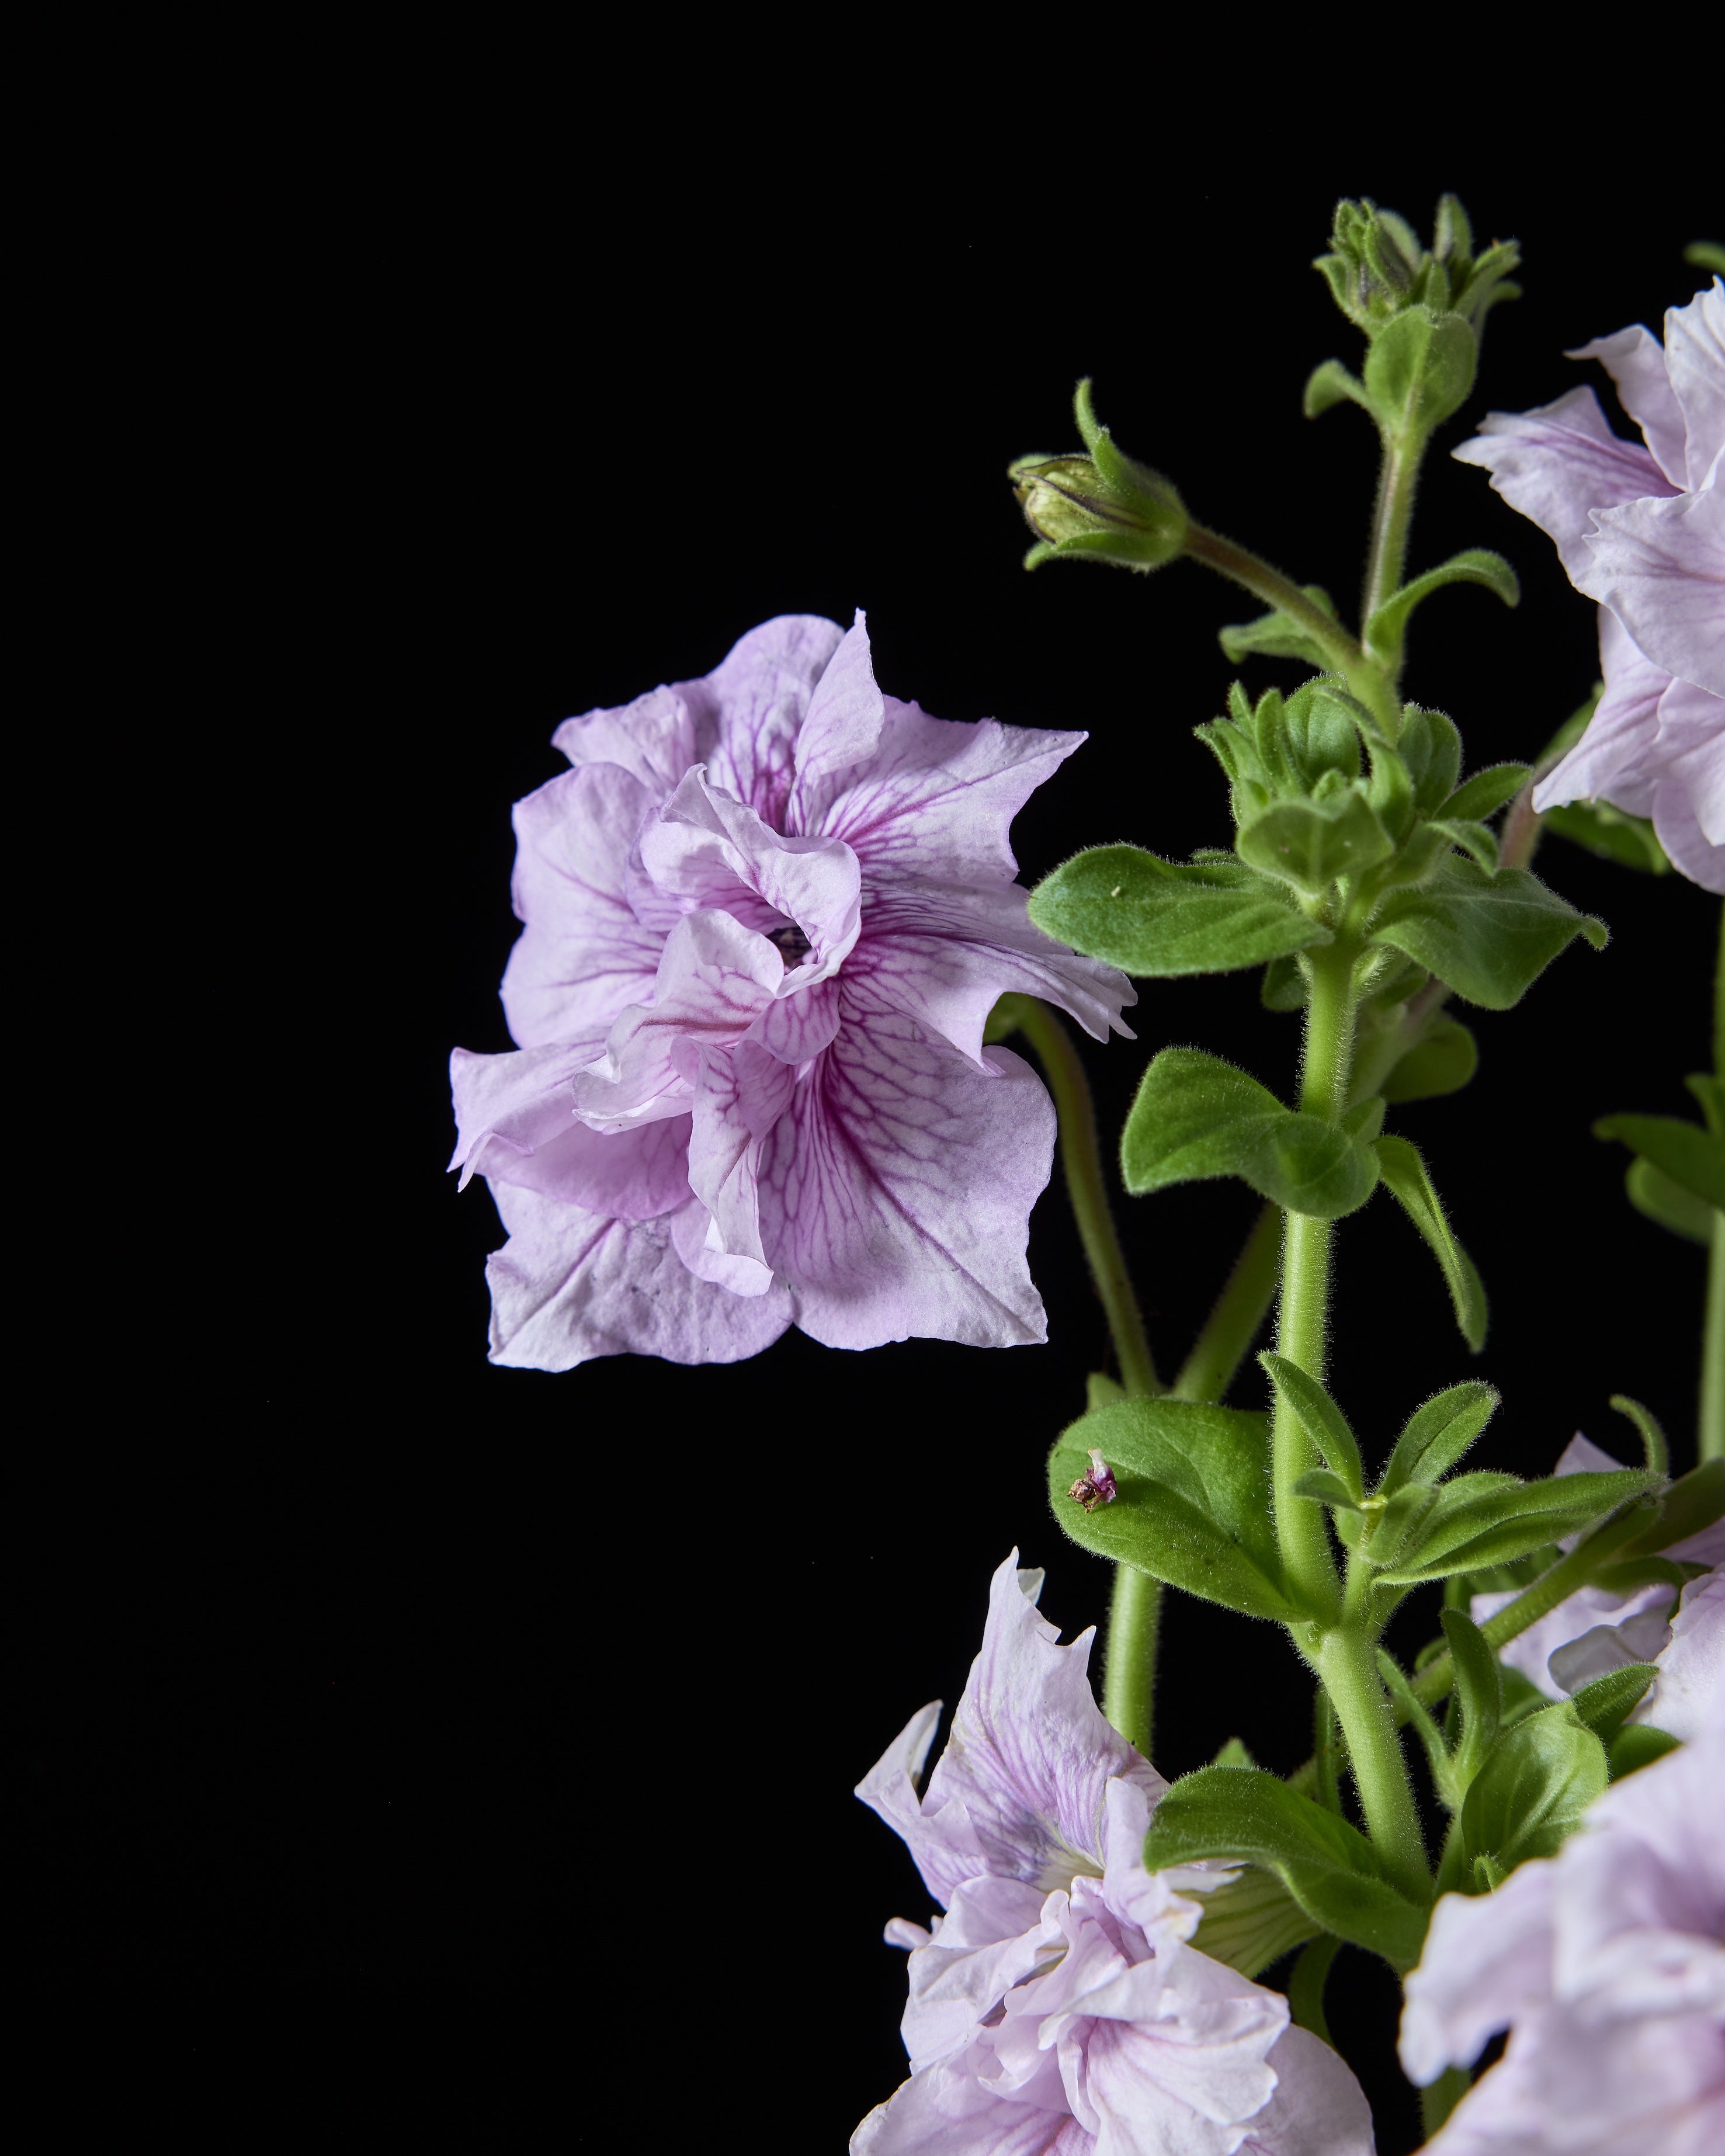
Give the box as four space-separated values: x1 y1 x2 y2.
1362 430 1422 638
1103 1565 1161 1758
1015 1000 1160 1399
1318 1626 1430 1908
1169 1203 1282 1403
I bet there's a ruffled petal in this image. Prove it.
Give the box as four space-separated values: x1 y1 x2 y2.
1570 322 1689 489
685 1039 796 1270
499 765 665 1052
1533 609 1668 820
1654 673 1725 845
1664 280 1725 488
758 1022 1057 1351
550 682 697 795
689 613 846 828
901 1877 1061 2074
850 877 1136 1064
450 1043 692 1217
1453 386 1675 580
481 1182 792 1370
787 610 887 827
851 2056 1088 2156
1237 2025 1375 2156
1575 487 1725 697
1400 1862 1557 2084
811 696 1094 886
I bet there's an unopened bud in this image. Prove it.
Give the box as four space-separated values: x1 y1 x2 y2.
1067 1447 1117 1513
1009 380 1186 574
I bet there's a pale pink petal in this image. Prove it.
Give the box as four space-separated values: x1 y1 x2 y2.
1665 281 1725 487
1400 1862 1557 2083
481 1182 792 1370
450 1043 690 1217
636 766 863 973
813 697 1094 886
498 765 665 1052
1576 488 1725 697
1238 2025 1376 2156
1452 386 1675 579
666 1190 776 1296
1533 609 1668 820
749 975 842 1063
1570 323 1689 488
685 1039 796 1269
851 878 1136 1064
851 2057 1088 2156
760 1024 1057 1351
570 910 781 1131
901 1877 1062 2073
549 682 697 795
787 610 887 827
691 613 846 827
1635 1571 1725 1744
1648 766 1725 894
1654 674 1725 845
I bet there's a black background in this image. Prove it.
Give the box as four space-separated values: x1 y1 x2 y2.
18 114 1716 2150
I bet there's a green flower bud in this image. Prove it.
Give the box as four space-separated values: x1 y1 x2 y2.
1009 380 1187 573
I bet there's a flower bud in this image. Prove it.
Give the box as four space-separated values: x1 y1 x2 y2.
1009 380 1187 574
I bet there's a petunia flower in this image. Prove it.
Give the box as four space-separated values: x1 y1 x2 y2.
1453 280 1723 891
449 614 1133 1369
853 1553 1376 2154
1473 1434 1724 1729
1400 1733 1725 2154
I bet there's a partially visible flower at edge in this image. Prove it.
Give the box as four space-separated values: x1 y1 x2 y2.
852 1552 1375 2155
1473 1433 1724 1736
1400 1733 1725 2155
448 613 1134 1371
1453 279 1723 891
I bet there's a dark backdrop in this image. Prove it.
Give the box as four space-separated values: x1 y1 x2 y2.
18 131 1714 2148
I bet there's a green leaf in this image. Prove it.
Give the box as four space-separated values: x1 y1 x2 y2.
1626 1157 1716 1244
1304 360 1369 419
1364 1481 1441 1568
1293 1469 1367 1512
1594 1114 1725 1210
1047 1398 1298 1621
1428 818 1500 875
1219 586 1341 668
1287 1936 1339 2044
1363 305 1478 435
1543 798 1670 874
1378 1650 1458 1808
1373 1135 1488 1350
1382 1018 1479 1104
1380 1382 1500 1495
1262 953 1309 1011
1122 1049 1380 1218
1609 1394 1669 1477
1141 1766 1430 1969
1439 1608 1501 1792
1212 1737 1258 1769
1399 708 1462 814
1363 552 1520 670
1370 859 1608 1009
1238 789 1394 896
1615 1459 1725 1558
1441 762 1531 822
1376 1468 1660 1585
1566 1663 1656 1746
1189 1865 1321 1978
1690 1074 1724 1138
1028 846 1331 978
1609 1724 1681 1779
1260 1352 1365 1497
1462 1702 1607 1871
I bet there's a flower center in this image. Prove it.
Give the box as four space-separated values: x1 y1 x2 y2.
770 922 813 964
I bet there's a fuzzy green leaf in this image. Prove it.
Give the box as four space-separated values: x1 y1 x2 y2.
1382 1018 1479 1104
1375 1468 1659 1585
1261 1352 1365 1497
1028 846 1330 977
1594 1113 1725 1210
1374 1135 1488 1350
1462 1703 1607 1872
1371 859 1608 1009
1363 552 1519 670
1238 789 1394 895
1363 306 1478 435
1379 1383 1501 1495
1626 1157 1716 1242
1440 1608 1502 1793
1441 763 1531 823
1189 1866 1321 1979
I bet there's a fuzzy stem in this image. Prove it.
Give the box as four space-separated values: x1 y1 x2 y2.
1169 1203 1282 1404
1362 430 1423 640
1318 1626 1430 1908
1103 1565 1161 1759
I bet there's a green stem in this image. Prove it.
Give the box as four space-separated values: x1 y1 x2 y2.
1015 1000 1160 1399
1012 999 1163 1754
1421 2067 1471 2141
1706 1210 1725 1465
1169 1203 1282 1402
1318 1626 1430 1908
1362 429 1424 640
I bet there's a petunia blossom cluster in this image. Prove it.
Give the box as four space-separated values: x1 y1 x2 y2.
449 615 1132 1370
853 1553 1375 2154
1453 279 1723 891
1402 1733 1725 2155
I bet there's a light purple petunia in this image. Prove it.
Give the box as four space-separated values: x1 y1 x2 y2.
449 614 1133 1369
1472 1434 1724 1733
1453 280 1724 891
853 1554 1376 2154
1401 1733 1725 2154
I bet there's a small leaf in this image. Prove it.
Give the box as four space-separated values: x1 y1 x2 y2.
1219 586 1340 668
1238 790 1394 896
1439 1609 1502 1797
1441 763 1531 823
1594 1113 1725 1210
1428 818 1500 874
1376 1468 1659 1585
1380 1382 1500 1495
1626 1157 1715 1243
1304 360 1369 418
1609 1394 1669 1477
1371 859 1608 1009
1382 1018 1479 1104
1029 846 1331 978
1399 708 1462 814
1363 551 1520 669
1262 953 1309 1012
1373 1135 1488 1350
1141 1766 1429 1970
1212 1737 1258 1769
1462 1702 1607 1872
1287 1936 1339 2044
1566 1663 1656 1745
1293 1469 1367 1512
1261 1352 1365 1497
1122 1049 1380 1219
1379 1650 1458 1810
1609 1725 1681 1779
1363 306 1478 436
1365 1482 1440 1568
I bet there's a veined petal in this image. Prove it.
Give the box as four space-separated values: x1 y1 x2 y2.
812 697 1092 886
685 1039 796 1269
1570 324 1688 489
482 1182 792 1370
1532 609 1668 820
1577 488 1725 697
901 1878 1063 2074
851 879 1135 1063
1453 387 1675 581
688 613 846 828
787 610 887 825
452 1042 693 1216
570 910 781 1131
550 682 697 795
1665 280 1725 488
759 1023 1057 1352
499 765 665 1052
